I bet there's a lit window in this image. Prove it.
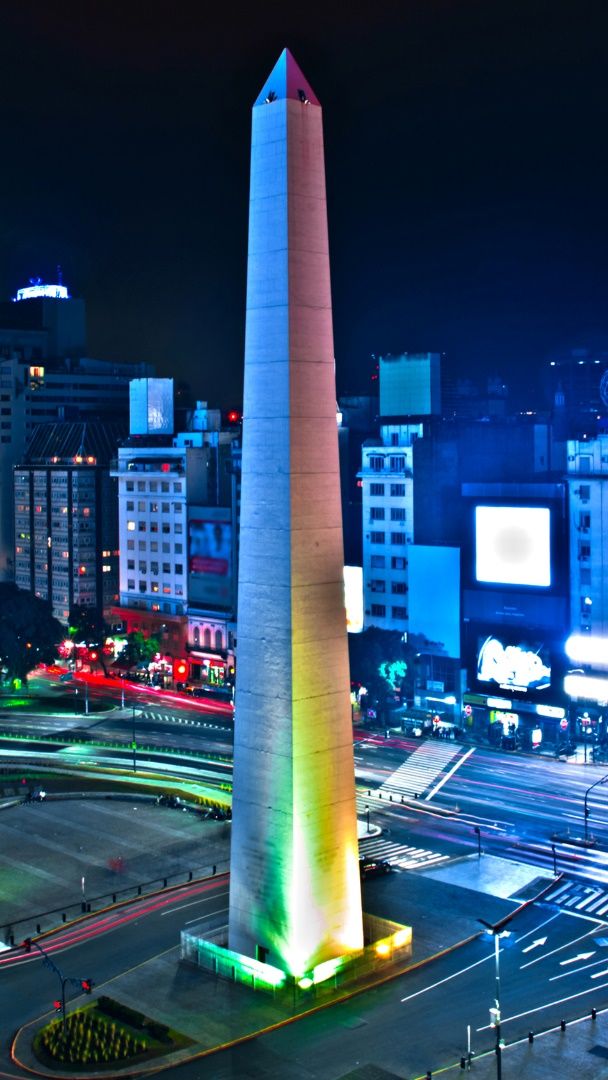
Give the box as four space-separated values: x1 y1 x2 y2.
163 585 171 594
151 582 159 593
102 565 111 572
127 521 135 531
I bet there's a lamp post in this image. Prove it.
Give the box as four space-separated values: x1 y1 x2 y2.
583 777 604 842
131 699 137 774
365 804 370 833
479 915 516 1080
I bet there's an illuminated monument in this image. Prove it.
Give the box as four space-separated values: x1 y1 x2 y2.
228 48 364 976
181 50 411 993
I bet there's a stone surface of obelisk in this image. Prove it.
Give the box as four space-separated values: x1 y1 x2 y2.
228 49 364 976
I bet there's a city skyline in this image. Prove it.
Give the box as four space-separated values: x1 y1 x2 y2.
1 1 606 406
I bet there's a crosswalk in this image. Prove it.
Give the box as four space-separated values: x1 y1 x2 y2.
136 710 231 733
545 880 608 921
366 741 468 802
358 834 449 871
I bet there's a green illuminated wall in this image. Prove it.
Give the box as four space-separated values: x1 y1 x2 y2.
228 50 364 975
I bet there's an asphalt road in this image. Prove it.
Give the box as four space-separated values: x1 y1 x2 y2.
3 875 607 1079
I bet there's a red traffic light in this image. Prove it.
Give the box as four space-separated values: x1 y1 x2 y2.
173 659 188 679
53 999 62 1012
89 651 98 662
21 937 32 952
81 978 94 994
227 410 241 424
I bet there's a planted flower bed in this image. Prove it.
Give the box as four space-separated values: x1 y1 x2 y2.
33 996 192 1069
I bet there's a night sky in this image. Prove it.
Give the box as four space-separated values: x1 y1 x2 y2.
0 1 606 407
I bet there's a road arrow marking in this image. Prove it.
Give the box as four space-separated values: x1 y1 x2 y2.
522 937 547 954
591 968 608 979
560 952 595 966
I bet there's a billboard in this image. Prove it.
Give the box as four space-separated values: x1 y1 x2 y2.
344 565 363 633
476 632 551 694
188 508 232 608
408 545 460 658
475 505 551 588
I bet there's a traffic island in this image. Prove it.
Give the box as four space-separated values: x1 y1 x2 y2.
31 996 193 1071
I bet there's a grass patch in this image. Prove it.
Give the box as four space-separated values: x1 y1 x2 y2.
33 998 192 1070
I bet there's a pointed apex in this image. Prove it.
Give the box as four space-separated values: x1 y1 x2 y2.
254 48 320 107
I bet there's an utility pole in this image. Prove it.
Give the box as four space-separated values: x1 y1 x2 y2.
20 938 94 1040
479 914 517 1080
584 773 608 844
132 700 137 773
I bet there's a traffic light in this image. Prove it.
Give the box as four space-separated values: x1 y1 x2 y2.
81 978 94 994
53 1000 62 1013
21 937 32 952
89 650 98 662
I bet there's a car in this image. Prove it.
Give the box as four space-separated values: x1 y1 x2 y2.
156 793 181 808
359 856 392 880
58 672 74 682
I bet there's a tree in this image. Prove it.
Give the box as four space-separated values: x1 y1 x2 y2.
0 584 65 685
120 630 161 671
68 605 110 674
348 628 444 722
348 628 409 708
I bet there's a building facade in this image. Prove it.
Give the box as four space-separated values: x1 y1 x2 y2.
0 281 152 581
359 425 420 631
14 421 126 621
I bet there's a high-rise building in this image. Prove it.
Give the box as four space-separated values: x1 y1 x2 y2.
112 385 239 677
14 420 126 621
0 279 153 581
228 49 363 975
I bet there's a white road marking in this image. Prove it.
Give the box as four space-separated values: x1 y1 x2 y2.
520 925 597 970
401 953 493 1004
160 894 228 916
425 746 476 801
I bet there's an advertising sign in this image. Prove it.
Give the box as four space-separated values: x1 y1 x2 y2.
477 633 551 693
188 508 232 608
475 505 551 588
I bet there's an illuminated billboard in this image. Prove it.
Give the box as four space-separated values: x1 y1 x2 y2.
477 633 551 693
188 508 233 609
344 565 363 633
475 505 551 588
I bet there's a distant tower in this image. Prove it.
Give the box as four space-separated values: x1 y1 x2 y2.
228 49 364 976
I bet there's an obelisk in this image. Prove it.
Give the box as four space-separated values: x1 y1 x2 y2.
228 49 364 977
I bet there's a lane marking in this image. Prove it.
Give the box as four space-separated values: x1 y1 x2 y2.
160 893 228 916
476 979 608 1031
401 952 493 1004
520 925 597 970
424 746 475 801
184 907 227 926
550 958 606 981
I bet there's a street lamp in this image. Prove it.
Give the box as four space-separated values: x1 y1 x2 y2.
479 914 516 1080
584 772 608 844
365 804 370 833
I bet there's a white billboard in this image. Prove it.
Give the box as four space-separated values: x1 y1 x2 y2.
475 505 551 588
344 565 363 633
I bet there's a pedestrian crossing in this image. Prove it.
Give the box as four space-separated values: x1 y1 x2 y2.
545 880 608 921
136 710 231 733
362 741 468 803
358 834 450 871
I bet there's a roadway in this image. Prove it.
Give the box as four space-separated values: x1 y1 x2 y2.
2 872 608 1078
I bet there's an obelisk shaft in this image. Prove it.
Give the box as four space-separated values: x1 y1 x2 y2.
228 50 363 976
